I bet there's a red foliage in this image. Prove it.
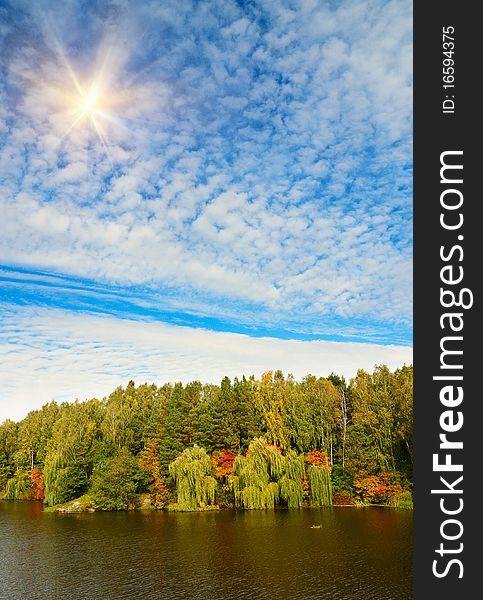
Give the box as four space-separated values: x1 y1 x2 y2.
305 449 331 470
354 471 403 504
30 468 45 501
212 450 236 478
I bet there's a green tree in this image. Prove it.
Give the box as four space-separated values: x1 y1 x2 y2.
169 445 217 510
158 382 202 472
351 366 404 472
289 375 341 461
231 438 284 509
139 383 171 444
327 373 350 471
43 400 101 505
393 365 413 469
101 381 144 454
305 449 333 507
91 449 142 510
5 470 32 500
195 378 238 451
232 376 261 452
253 371 291 451
14 402 59 470
279 451 305 508
0 419 18 489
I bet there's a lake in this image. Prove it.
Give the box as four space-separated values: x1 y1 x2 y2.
0 501 411 599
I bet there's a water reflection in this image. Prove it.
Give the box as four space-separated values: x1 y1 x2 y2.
0 502 411 599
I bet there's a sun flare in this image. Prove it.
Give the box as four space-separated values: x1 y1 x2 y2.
58 82 109 149
41 46 125 150
79 92 98 112
37 39 158 153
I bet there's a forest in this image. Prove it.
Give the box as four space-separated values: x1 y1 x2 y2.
0 365 413 511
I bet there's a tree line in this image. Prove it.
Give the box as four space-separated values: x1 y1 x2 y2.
0 365 413 510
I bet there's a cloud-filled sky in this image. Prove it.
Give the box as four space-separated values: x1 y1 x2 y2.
0 0 412 420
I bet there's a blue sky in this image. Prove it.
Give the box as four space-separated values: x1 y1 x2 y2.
0 0 412 420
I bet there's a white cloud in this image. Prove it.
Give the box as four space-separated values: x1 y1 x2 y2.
0 306 412 423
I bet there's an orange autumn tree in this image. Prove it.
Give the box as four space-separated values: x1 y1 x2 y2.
30 468 45 501
354 471 403 505
212 450 237 502
212 450 236 479
139 439 169 508
306 449 331 469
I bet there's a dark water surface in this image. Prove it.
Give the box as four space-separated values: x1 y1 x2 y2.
0 501 411 600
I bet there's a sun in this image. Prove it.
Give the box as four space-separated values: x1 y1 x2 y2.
74 79 107 118
62 79 114 150
79 92 98 113
39 48 121 149
39 40 150 152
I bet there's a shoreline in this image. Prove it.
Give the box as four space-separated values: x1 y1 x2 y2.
37 499 412 513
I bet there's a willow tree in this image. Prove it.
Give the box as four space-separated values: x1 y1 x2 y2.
169 445 217 510
279 451 305 508
231 437 283 509
307 466 332 507
5 470 32 500
306 450 333 507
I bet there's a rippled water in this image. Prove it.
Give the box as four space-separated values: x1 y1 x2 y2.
0 501 411 599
